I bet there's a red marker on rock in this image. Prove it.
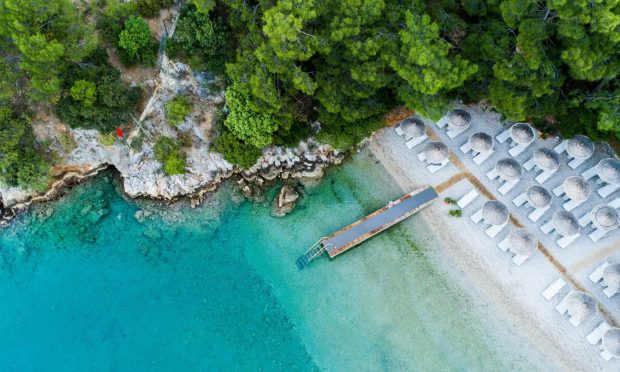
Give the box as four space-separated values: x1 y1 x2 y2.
116 127 123 138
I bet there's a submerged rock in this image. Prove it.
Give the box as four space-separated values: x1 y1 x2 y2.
271 185 299 217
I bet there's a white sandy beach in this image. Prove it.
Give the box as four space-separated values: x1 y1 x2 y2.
368 107 620 372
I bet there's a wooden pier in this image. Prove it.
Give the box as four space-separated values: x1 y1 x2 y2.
296 186 438 268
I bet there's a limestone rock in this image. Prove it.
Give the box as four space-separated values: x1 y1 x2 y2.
272 185 299 217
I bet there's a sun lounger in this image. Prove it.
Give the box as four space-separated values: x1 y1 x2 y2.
498 236 511 252
447 128 465 139
589 262 610 283
395 126 405 137
555 293 571 314
513 192 528 207
553 184 564 197
460 141 472 154
457 190 479 208
528 206 550 222
499 180 518 195
603 286 618 298
512 254 529 266
610 198 620 209
542 278 566 300
568 157 587 169
428 159 449 174
587 321 611 345
496 128 511 143
417 152 426 162
601 349 615 361
569 315 585 327
598 183 620 198
473 150 493 165
535 169 557 184
554 140 568 154
486 222 507 238
579 213 592 227
508 143 530 157
582 167 598 181
436 116 448 128
558 233 580 248
405 135 428 149
487 168 499 180
589 228 610 242
470 209 483 223
541 221 554 235
563 198 584 211
523 157 536 171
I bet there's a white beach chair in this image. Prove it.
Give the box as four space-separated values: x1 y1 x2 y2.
460 141 472 154
428 159 449 174
496 128 511 143
603 286 618 298
535 169 557 184
512 253 529 266
568 157 587 169
601 349 616 361
528 206 550 222
447 128 465 139
436 116 448 128
508 143 530 157
513 192 527 207
405 135 428 149
498 236 511 252
558 234 580 248
486 222 507 238
473 150 493 165
588 262 610 283
554 140 568 154
470 209 483 224
589 228 611 242
541 220 555 235
542 278 566 300
417 152 426 162
610 198 620 209
598 183 620 198
487 168 499 181
553 184 564 197
582 167 598 181
498 180 518 195
555 293 571 314
395 126 405 137
563 198 585 212
457 190 479 208
569 315 584 327
523 156 536 171
579 212 592 227
587 321 611 345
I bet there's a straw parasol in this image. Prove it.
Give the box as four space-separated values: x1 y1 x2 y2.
526 185 552 209
482 201 509 226
400 117 427 138
552 211 580 237
566 135 594 159
563 176 592 201
496 158 522 181
510 123 535 144
423 141 449 165
469 132 493 153
447 109 471 131
508 228 537 256
590 204 619 232
533 148 560 171
566 291 598 323
602 328 620 359
596 158 620 185
603 264 620 290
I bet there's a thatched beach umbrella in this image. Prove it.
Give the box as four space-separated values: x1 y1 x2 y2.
590 204 619 232
400 117 427 138
447 109 471 131
596 158 620 185
552 210 580 237
508 228 537 256
469 132 493 153
567 135 595 159
423 141 449 165
496 158 522 181
566 291 598 323
603 264 620 291
526 185 552 209
533 148 560 171
482 200 509 226
602 328 620 359
563 176 592 201
510 123 535 144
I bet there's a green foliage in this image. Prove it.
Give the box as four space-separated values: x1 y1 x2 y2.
188 0 214 14
224 86 279 148
58 132 77 152
118 16 158 66
0 107 52 192
154 137 186 175
99 131 118 146
136 0 173 18
0 0 97 102
449 209 463 217
214 132 262 169
165 95 193 127
95 0 138 45
56 49 141 132
444 197 457 205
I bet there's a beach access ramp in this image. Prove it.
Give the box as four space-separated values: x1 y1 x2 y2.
296 186 438 269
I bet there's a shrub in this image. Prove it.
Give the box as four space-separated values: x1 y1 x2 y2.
70 80 97 107
118 16 158 66
214 132 262 169
58 132 77 152
448 209 462 217
444 197 457 205
99 131 118 146
154 136 186 175
136 0 173 18
165 95 193 127
95 0 138 45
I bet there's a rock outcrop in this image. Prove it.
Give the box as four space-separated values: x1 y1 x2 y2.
271 185 299 217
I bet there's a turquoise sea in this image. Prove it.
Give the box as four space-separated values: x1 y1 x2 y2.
0 151 549 371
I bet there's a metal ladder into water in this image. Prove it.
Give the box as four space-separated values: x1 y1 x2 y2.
295 239 326 270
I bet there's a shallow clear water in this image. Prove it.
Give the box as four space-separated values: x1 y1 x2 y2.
0 151 547 371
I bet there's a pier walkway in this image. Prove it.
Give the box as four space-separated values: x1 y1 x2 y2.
296 186 438 268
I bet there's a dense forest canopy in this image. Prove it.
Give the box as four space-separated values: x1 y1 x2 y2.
0 0 619 181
